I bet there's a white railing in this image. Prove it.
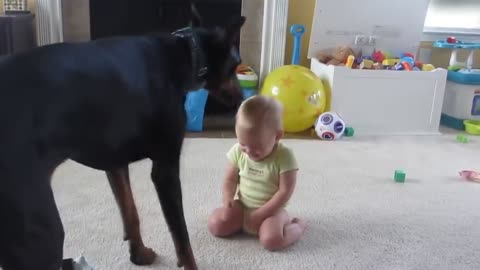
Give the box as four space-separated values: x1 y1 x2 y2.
259 0 289 82
35 0 63 46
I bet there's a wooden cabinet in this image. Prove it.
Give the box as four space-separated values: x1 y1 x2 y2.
0 13 36 55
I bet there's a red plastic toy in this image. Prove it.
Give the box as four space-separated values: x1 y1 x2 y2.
446 36 457 44
372 50 385 63
402 62 412 71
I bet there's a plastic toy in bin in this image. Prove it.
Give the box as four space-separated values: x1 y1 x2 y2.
236 64 258 89
315 46 355 66
316 46 435 72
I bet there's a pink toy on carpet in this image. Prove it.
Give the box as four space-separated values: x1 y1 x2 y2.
459 170 480 183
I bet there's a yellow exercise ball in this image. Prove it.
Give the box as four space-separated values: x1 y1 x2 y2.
260 65 327 132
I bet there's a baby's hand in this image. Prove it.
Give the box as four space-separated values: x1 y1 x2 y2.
246 210 264 232
222 200 235 220
223 200 234 209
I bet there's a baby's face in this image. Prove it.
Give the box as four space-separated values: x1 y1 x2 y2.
236 127 279 162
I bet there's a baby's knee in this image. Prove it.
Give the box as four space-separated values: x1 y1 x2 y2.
208 221 221 237
207 209 231 236
207 212 223 235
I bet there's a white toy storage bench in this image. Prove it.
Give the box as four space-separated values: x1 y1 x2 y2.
308 0 448 136
310 60 447 135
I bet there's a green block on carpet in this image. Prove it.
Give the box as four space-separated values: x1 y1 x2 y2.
456 134 468 143
394 170 406 183
344 127 355 137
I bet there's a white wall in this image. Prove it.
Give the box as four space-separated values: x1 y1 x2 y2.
424 0 480 32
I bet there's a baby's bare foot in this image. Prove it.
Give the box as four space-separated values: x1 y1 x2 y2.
291 218 307 233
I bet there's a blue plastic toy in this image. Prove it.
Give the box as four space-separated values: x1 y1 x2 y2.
290 24 305 65
184 89 209 132
185 88 256 132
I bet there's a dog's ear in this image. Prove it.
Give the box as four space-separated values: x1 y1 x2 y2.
224 16 246 46
190 4 203 27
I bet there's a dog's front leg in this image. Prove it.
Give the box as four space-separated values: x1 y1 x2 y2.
106 166 156 265
151 161 198 270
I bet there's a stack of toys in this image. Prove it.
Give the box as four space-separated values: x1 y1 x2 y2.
434 37 480 131
236 64 258 100
316 46 436 71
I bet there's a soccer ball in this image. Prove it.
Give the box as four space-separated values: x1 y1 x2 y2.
314 112 346 141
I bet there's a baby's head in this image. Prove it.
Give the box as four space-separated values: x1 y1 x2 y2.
235 95 284 161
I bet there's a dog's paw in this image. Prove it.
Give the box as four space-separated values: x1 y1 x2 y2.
182 265 199 270
177 259 198 270
178 262 198 270
130 246 157 266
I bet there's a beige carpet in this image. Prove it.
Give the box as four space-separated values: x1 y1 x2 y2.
53 135 480 270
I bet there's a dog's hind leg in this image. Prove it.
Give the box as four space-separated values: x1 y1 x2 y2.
0 166 64 270
106 166 156 265
151 147 198 270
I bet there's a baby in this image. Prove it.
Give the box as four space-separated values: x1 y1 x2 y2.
208 95 306 251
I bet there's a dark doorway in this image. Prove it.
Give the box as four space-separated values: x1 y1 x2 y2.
89 0 242 41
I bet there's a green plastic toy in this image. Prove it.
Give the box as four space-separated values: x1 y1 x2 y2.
447 65 462 71
344 127 355 137
456 134 468 143
394 170 406 183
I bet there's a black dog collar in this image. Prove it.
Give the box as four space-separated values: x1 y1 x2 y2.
172 27 208 82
